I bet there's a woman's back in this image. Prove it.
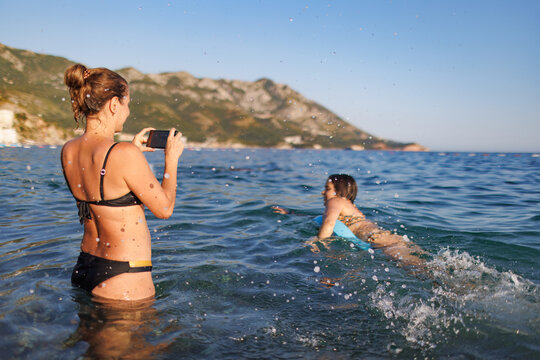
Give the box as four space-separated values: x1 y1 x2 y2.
62 136 151 261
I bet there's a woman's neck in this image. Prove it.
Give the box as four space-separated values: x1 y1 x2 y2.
84 115 115 139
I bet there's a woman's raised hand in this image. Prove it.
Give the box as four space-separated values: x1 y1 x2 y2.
132 127 156 152
165 128 184 160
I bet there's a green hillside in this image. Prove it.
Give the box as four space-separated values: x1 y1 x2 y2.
0 43 423 150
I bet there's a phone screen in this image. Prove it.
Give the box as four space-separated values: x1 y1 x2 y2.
147 130 177 148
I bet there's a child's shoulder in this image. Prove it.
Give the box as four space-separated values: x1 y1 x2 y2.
326 196 350 207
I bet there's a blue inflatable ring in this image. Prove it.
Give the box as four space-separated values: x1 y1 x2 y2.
313 215 371 250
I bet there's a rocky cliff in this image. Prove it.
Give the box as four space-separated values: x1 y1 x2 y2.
0 43 427 150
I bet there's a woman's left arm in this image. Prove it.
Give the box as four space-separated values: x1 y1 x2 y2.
318 198 343 239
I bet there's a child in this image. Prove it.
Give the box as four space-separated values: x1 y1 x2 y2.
274 174 426 268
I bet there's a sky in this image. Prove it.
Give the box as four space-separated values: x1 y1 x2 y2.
1 0 539 152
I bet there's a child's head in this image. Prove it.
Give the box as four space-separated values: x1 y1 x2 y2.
327 174 357 202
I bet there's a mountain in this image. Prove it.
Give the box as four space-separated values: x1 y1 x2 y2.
0 43 426 150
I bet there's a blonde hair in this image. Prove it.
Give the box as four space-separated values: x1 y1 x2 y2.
64 64 128 126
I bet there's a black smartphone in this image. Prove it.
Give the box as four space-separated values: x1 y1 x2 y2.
147 130 178 148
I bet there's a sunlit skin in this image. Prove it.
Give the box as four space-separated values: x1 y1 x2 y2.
62 89 184 300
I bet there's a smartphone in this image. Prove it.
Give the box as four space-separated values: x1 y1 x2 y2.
147 130 178 149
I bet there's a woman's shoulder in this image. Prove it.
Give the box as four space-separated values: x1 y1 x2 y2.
62 137 78 151
107 142 149 170
61 138 81 160
112 141 140 153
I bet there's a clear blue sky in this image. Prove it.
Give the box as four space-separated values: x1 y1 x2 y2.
1 0 539 152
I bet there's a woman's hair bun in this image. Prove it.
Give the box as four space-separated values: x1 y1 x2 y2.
64 64 87 90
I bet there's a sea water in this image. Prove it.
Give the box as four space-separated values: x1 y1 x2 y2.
0 147 539 358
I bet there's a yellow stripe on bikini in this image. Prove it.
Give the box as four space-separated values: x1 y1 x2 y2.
129 260 152 267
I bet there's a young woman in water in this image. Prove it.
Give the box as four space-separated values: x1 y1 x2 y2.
274 174 425 267
61 64 184 300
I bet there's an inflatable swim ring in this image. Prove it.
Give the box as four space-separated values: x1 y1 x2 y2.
313 215 371 250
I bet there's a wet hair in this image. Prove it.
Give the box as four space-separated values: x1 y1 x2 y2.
327 174 357 202
64 64 128 126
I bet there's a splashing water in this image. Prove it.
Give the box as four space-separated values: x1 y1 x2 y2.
367 248 539 348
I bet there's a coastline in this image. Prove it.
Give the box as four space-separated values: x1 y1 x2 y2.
1 130 430 152
2 141 539 156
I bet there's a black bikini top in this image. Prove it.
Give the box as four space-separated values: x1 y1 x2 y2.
62 142 143 224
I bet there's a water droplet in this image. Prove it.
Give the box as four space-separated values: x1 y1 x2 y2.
86 94 90 98
96 237 100 242
26 165 31 171
313 266 321 273
289 17 294 22
164 173 170 179
372 275 378 282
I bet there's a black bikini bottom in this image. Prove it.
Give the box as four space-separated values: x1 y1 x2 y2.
71 252 152 292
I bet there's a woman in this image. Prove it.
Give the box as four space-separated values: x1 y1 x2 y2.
61 64 184 300
274 174 426 267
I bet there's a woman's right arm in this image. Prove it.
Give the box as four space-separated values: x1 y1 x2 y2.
119 129 184 219
159 129 184 216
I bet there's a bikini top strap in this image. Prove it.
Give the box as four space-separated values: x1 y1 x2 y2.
99 143 121 201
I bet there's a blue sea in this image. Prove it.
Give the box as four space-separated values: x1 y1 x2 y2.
1 146 539 359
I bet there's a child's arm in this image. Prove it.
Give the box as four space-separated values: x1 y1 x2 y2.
317 198 343 239
272 206 290 214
